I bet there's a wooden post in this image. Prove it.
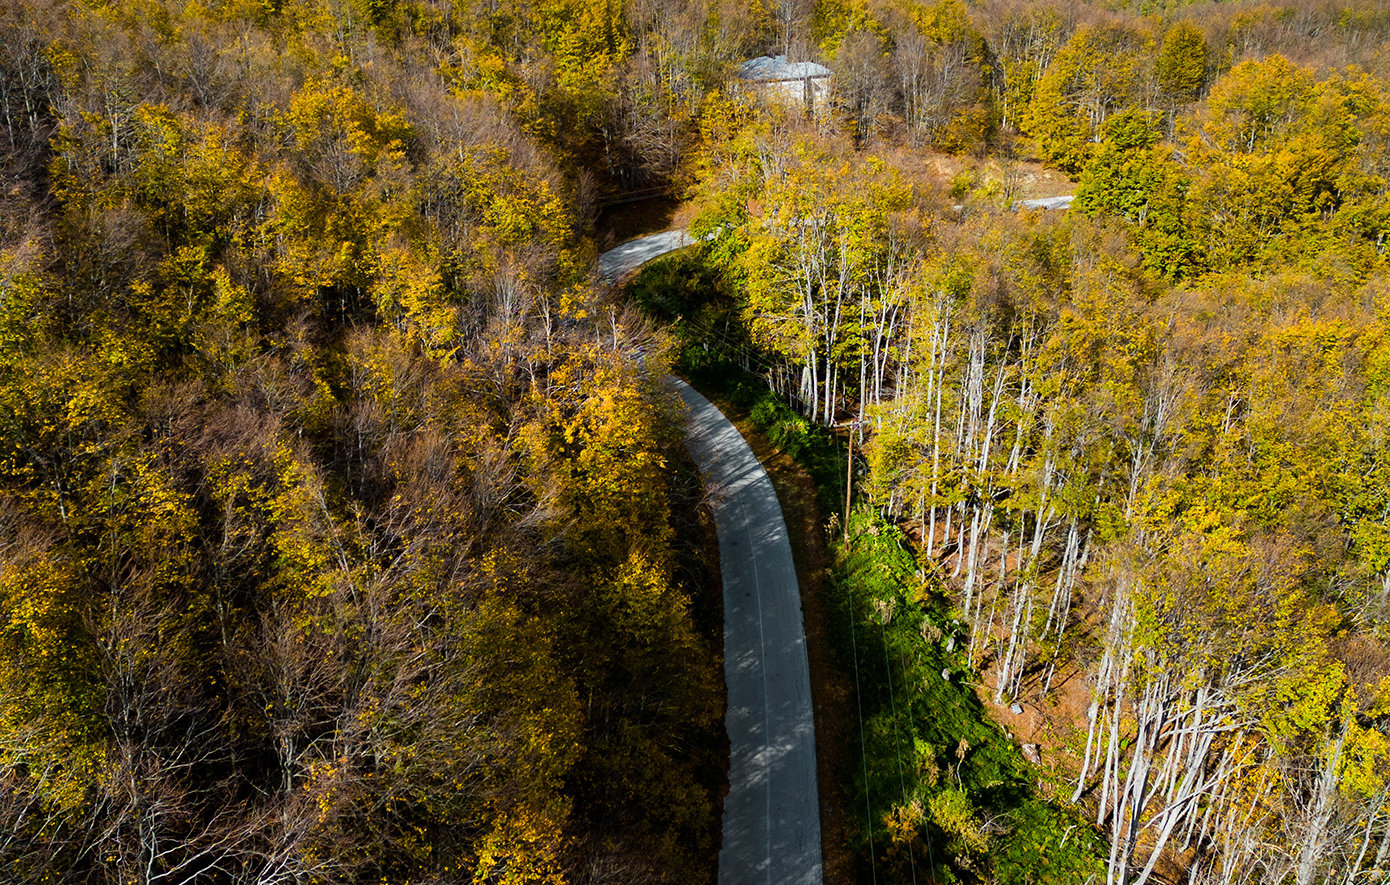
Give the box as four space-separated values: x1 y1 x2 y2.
844 423 855 544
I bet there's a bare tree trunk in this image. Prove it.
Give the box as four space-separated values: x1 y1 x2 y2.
1295 730 1346 885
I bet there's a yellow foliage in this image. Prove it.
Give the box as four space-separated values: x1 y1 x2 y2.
927 788 988 855
884 797 926 844
267 444 349 604
539 0 629 93
534 347 675 561
1338 718 1390 798
472 805 570 885
371 247 459 359
286 79 412 174
0 546 105 813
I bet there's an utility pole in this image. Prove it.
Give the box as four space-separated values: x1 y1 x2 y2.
844 420 858 544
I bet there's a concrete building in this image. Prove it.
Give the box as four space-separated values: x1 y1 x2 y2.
735 56 832 117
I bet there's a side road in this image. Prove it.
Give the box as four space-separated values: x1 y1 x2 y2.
677 380 823 885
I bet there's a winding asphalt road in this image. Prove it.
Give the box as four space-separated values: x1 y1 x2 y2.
597 230 823 884
677 381 822 885
600 209 1071 881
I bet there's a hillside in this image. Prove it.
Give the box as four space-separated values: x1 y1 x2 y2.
623 0 1390 881
2 0 1389 883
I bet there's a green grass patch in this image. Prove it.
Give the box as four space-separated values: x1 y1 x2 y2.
833 510 1105 884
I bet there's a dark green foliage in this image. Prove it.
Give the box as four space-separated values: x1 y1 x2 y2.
1157 21 1208 101
1074 110 1199 278
626 246 730 325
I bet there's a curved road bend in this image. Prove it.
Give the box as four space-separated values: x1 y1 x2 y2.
598 229 694 281
676 380 822 885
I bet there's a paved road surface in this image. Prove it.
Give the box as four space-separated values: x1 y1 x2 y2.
597 231 823 883
598 229 695 280
1014 194 1074 211
676 380 822 885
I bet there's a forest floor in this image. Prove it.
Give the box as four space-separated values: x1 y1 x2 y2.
880 149 1076 200
978 644 1093 803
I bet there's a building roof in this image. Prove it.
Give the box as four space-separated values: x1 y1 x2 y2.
736 56 832 82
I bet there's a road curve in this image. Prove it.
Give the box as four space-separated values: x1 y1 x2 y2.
676 380 822 885
598 229 695 280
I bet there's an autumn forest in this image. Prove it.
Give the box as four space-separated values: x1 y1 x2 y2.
0 0 1388 882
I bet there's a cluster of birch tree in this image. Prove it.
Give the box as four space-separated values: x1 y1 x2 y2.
688 6 1390 879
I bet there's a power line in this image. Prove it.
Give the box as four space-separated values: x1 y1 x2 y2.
880 592 919 885
675 314 815 414
845 530 879 885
